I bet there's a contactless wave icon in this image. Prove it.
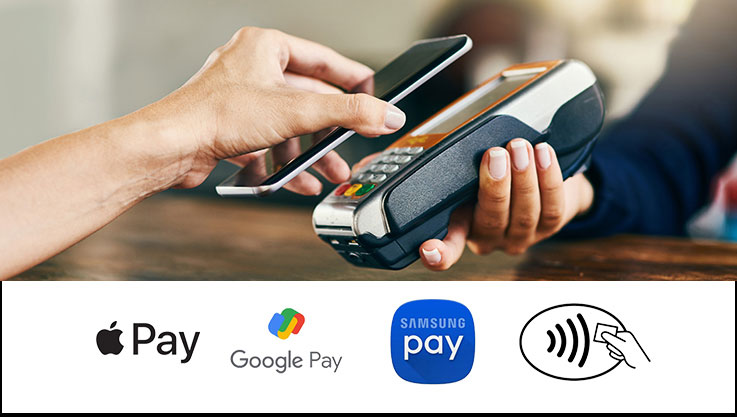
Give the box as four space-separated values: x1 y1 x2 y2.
545 313 590 368
268 308 305 340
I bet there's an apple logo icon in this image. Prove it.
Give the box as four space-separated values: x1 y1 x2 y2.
97 321 124 355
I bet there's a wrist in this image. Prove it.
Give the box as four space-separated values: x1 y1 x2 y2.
111 98 209 193
136 87 219 189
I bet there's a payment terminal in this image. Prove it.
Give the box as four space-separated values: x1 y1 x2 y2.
312 60 605 270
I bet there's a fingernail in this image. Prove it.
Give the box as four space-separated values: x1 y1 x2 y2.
421 248 441 265
535 142 551 170
510 140 529 171
384 104 406 130
488 149 507 180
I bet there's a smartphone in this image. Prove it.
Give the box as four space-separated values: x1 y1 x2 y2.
216 34 472 197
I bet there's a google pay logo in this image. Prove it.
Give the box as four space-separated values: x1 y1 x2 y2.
390 300 475 384
268 308 305 340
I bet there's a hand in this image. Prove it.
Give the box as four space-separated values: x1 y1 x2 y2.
0 27 407 279
602 331 651 369
153 27 406 192
419 138 594 271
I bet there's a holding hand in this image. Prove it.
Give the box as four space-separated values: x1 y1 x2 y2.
419 138 594 271
602 331 651 369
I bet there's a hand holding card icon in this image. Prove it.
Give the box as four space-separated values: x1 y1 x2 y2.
601 330 651 369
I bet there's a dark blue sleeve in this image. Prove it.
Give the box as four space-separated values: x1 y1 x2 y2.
560 0 737 237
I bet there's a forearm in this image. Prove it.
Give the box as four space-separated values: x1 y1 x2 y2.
561 119 737 238
561 0 737 238
0 100 196 279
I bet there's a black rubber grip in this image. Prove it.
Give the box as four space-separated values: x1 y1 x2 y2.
385 115 541 233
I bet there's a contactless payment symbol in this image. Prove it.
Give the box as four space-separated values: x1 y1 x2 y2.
390 299 475 384
268 308 305 340
520 304 650 381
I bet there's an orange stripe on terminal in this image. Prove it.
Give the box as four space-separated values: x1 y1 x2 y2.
385 60 562 153
387 133 446 151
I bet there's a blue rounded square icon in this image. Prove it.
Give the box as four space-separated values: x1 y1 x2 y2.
390 299 475 384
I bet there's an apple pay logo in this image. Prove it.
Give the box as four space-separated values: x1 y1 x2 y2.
96 321 200 364
390 300 475 384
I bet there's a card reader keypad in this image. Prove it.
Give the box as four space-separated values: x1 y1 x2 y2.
334 146 425 200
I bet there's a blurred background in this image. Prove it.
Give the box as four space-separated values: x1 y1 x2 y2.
0 0 695 204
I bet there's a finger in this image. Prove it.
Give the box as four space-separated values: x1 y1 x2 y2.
279 31 374 90
284 72 344 94
270 136 348 184
467 147 511 255
419 205 473 271
606 343 623 356
352 152 381 175
504 139 540 254
616 331 634 340
270 134 349 184
271 138 323 195
310 150 351 184
282 172 323 196
601 332 627 350
309 132 351 183
534 142 565 236
287 91 406 138
609 352 624 361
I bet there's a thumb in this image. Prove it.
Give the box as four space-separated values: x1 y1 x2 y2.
291 92 406 138
601 332 627 351
419 204 473 271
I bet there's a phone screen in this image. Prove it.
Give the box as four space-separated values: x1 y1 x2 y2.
218 35 471 193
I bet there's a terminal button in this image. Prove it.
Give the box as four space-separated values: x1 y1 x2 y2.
407 146 424 154
354 183 376 197
381 164 400 173
395 155 412 164
334 183 351 196
343 184 363 196
369 173 387 182
357 173 372 183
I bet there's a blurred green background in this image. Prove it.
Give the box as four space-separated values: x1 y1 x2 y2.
0 0 695 204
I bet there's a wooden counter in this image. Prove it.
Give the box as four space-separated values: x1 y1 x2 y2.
13 195 737 281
